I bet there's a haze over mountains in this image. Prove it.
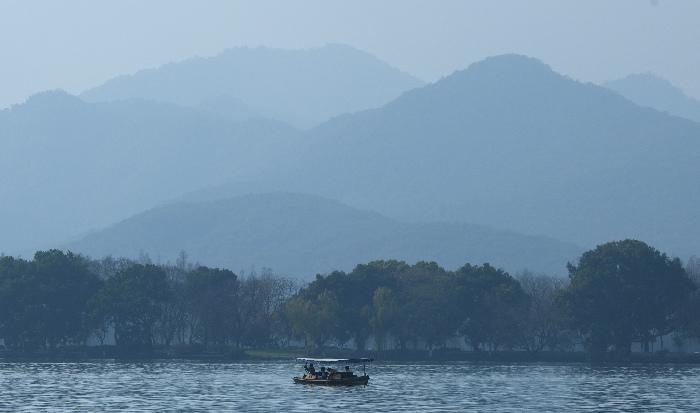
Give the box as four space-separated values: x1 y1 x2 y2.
3 45 700 277
196 55 700 258
0 91 299 252
605 73 700 124
81 44 424 129
304 56 699 257
0 45 423 258
66 193 581 277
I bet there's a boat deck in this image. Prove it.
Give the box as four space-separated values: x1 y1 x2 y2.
292 375 369 386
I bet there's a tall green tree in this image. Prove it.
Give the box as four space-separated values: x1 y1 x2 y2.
370 287 400 351
295 261 404 350
681 258 700 342
0 251 101 350
284 290 341 350
344 261 405 349
185 266 238 347
94 264 171 350
565 240 694 358
394 262 459 353
0 255 35 348
454 263 527 352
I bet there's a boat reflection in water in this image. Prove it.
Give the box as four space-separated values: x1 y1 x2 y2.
293 358 372 386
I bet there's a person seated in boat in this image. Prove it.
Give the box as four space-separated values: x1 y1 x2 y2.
345 366 351 373
307 363 316 378
320 366 328 379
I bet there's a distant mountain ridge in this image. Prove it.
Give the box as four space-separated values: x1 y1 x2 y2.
605 73 700 123
6 51 700 269
0 91 299 254
65 193 582 278
80 44 424 128
192 54 700 258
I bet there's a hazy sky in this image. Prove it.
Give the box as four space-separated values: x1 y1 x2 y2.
1 0 698 109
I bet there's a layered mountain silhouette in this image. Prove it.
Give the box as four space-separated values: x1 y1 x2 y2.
66 193 582 278
6 51 700 267
80 44 424 128
0 91 299 253
197 55 700 257
605 73 700 123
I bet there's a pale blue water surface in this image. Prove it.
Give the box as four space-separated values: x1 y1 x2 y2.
1 361 699 412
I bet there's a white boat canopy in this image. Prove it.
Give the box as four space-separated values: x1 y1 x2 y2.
296 358 373 364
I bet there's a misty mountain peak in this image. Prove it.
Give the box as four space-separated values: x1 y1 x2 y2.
10 90 84 113
303 54 700 260
316 42 387 60
469 54 553 74
440 54 561 92
605 73 700 123
80 45 424 128
609 73 681 95
357 53 581 126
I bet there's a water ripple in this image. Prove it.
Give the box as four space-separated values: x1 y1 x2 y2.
0 361 698 412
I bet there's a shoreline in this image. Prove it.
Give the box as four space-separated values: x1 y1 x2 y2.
2 348 699 364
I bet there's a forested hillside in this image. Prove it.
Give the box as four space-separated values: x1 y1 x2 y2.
67 193 581 277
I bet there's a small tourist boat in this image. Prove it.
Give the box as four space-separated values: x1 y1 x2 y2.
293 357 372 386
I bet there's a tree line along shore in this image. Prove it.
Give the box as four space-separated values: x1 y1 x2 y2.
0 239 699 362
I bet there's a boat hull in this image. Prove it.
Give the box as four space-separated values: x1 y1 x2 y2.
292 375 369 386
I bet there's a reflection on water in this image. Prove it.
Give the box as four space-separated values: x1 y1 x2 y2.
1 361 699 412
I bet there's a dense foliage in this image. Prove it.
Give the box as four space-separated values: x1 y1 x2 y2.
0 240 697 359
565 240 694 358
0 251 294 353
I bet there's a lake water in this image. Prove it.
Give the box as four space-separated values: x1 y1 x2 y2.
1 360 699 412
